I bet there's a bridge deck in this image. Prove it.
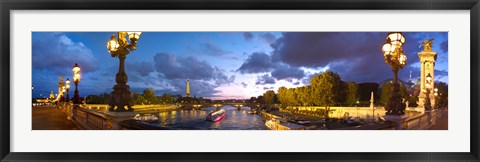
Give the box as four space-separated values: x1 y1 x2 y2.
32 106 79 130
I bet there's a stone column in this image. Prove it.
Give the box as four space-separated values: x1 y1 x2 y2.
417 50 437 108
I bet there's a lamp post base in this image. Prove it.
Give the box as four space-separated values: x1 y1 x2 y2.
108 84 134 112
382 115 408 130
385 82 406 116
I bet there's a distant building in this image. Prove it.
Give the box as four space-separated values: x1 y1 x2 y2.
49 91 55 100
378 79 408 90
406 71 415 88
186 79 191 97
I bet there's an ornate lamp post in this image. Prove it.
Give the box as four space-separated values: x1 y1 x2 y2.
65 78 70 102
382 32 407 116
57 76 64 103
424 73 433 110
62 86 66 103
434 88 439 109
106 32 142 112
73 63 81 104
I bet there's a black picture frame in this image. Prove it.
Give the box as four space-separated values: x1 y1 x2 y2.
1 0 479 161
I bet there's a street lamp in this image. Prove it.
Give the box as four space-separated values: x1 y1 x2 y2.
423 73 433 110
60 86 65 103
106 32 142 112
73 63 81 104
434 88 439 109
66 78 70 102
382 32 407 116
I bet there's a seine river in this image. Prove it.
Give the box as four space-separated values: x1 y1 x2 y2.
149 106 267 130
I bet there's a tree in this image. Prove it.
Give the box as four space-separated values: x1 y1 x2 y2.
358 83 380 102
142 88 158 104
296 87 307 106
406 95 418 107
249 97 257 104
135 95 147 105
263 90 277 105
277 87 288 107
256 95 265 104
304 85 314 106
310 70 343 118
286 88 298 107
435 82 448 108
86 93 111 104
345 82 359 106
379 83 407 106
160 93 174 104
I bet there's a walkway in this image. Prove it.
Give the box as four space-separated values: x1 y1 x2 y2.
32 105 79 130
428 109 448 130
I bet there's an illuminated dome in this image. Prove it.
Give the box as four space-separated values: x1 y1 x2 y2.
378 78 408 93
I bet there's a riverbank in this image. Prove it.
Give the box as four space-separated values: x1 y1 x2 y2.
81 104 180 113
263 110 357 130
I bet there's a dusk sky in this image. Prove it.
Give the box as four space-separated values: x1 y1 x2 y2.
32 32 448 99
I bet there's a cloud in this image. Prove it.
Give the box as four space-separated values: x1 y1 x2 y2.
258 33 276 44
237 52 273 74
271 32 386 68
241 82 248 88
199 42 230 56
213 67 236 85
440 41 448 53
271 32 448 84
255 74 276 85
124 61 158 87
126 61 154 77
168 79 220 98
32 33 98 74
153 53 234 85
237 52 305 81
243 32 254 41
263 87 274 90
271 63 305 80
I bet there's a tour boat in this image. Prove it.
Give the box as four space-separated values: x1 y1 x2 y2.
296 120 311 125
206 109 226 122
133 114 159 123
265 118 306 130
265 119 277 130
247 109 258 114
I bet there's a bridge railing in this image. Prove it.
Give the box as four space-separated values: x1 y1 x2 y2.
58 103 111 130
403 110 441 130
73 107 110 130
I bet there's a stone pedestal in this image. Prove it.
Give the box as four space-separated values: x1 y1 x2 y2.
104 111 136 130
424 110 436 127
417 50 437 108
382 115 409 130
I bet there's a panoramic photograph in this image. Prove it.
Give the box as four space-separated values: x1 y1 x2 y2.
31 32 448 130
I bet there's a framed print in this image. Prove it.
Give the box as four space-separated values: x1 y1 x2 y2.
1 0 479 161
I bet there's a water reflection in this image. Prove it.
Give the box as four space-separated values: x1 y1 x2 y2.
144 106 266 130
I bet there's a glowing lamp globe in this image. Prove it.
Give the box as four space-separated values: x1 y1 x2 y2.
107 34 119 54
426 73 432 82
127 32 142 40
387 32 405 46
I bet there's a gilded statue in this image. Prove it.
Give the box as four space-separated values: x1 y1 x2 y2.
419 38 434 52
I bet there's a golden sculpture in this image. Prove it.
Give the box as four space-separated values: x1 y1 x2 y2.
419 38 434 52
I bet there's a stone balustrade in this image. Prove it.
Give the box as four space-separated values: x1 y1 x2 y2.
59 103 115 130
282 106 442 130
56 103 442 130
